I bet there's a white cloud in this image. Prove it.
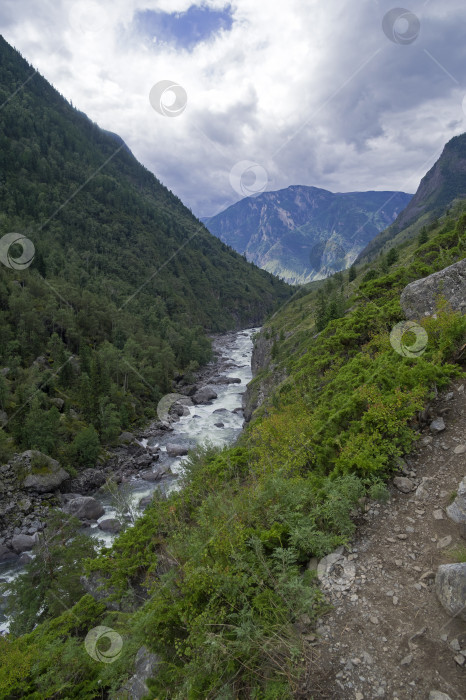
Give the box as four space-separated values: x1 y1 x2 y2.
1 0 466 216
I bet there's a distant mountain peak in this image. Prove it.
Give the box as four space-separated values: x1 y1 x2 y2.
204 185 412 284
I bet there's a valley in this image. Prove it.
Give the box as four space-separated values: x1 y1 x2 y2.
0 11 465 700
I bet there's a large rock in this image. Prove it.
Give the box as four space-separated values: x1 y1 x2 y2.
63 496 104 521
69 468 106 493
0 544 18 562
140 464 172 481
11 533 37 553
210 376 242 385
393 476 415 493
98 518 122 533
447 476 466 525
166 443 189 457
21 450 69 493
113 646 161 700
192 386 218 404
400 258 466 320
435 563 466 620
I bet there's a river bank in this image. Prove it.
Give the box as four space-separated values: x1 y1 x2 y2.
0 327 258 633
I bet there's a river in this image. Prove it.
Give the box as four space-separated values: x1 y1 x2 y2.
0 327 258 633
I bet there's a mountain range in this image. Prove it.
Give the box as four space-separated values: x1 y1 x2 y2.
203 186 412 284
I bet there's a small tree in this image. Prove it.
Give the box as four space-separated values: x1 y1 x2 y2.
348 265 357 282
5 511 99 636
418 227 428 246
70 426 100 467
386 247 399 267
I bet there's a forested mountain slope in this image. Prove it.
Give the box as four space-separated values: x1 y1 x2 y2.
357 132 466 263
0 36 290 461
2 185 464 695
203 185 412 284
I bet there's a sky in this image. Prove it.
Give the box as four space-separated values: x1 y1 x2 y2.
1 0 466 218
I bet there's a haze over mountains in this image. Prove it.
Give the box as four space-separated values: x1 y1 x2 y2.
203 186 412 284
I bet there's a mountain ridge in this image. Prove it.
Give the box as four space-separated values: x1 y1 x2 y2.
203 184 412 284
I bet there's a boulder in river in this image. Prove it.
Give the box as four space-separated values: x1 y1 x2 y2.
11 533 37 553
63 496 105 521
166 443 189 457
210 376 242 385
98 518 122 533
20 450 70 493
192 386 218 404
0 544 18 562
140 464 172 481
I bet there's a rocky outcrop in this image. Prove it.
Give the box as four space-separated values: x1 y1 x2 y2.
20 450 69 493
113 646 161 699
166 443 189 457
192 386 218 404
447 476 466 525
400 258 466 320
63 496 105 521
98 518 122 533
435 563 466 621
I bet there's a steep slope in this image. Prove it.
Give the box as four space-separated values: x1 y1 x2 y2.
203 185 412 284
357 132 466 263
3 207 463 698
0 35 292 479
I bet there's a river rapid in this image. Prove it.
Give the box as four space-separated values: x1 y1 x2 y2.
0 327 258 633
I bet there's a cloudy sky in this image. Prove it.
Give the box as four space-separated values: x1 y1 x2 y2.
1 0 466 217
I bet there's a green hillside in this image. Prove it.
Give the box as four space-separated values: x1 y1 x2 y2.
0 36 290 462
2 202 464 696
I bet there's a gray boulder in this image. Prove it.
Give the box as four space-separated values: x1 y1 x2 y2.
63 496 104 521
21 450 69 493
139 495 153 508
118 431 135 444
98 518 122 533
192 386 218 404
447 476 466 525
49 398 65 411
166 443 188 457
11 533 36 553
0 544 17 562
114 646 161 700
69 468 106 493
429 692 452 700
393 476 415 493
435 563 466 620
400 257 466 320
140 464 172 481
430 417 446 433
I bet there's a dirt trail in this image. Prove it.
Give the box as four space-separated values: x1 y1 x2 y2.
303 379 466 700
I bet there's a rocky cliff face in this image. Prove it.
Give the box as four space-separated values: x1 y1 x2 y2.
357 132 466 263
204 186 412 284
